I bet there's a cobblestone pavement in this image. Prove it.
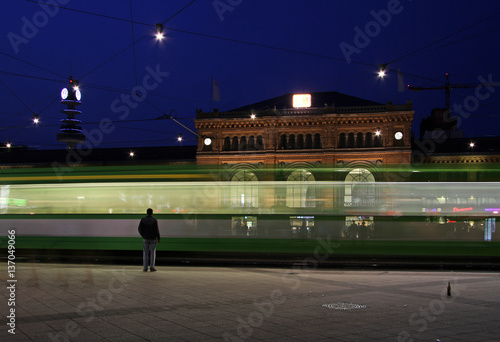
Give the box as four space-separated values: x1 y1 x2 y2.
1 263 500 341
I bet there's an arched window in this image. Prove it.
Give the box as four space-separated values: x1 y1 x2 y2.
256 135 264 150
240 136 247 151
314 133 322 149
288 134 296 149
297 134 304 149
223 137 231 151
231 136 239 151
305 134 313 149
248 136 255 150
347 133 355 148
356 132 364 148
230 170 259 208
365 132 373 148
374 134 383 147
279 134 287 150
338 133 346 148
344 168 375 207
286 169 316 208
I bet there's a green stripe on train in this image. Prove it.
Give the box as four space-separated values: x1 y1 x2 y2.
1 236 500 257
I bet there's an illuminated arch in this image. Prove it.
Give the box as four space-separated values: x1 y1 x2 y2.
230 170 259 208
287 169 316 208
344 168 375 207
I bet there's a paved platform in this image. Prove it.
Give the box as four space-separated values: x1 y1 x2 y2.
1 263 500 341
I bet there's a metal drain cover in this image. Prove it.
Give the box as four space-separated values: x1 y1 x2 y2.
322 303 367 310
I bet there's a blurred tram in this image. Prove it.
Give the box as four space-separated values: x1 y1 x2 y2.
1 164 500 265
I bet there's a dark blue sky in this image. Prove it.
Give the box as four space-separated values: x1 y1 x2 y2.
1 0 499 149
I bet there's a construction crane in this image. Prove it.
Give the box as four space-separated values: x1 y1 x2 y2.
408 73 500 109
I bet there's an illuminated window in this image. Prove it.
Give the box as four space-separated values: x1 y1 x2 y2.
344 168 375 207
230 170 259 208
287 169 316 208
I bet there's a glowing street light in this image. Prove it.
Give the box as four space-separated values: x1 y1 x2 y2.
250 114 256 119
378 64 387 78
155 23 164 40
129 151 135 157
177 134 183 142
33 114 39 124
6 141 11 148
469 142 475 148
375 130 381 136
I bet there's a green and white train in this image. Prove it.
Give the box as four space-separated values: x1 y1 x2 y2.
1 164 500 265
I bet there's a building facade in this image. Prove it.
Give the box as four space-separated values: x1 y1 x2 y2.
194 92 415 236
195 92 414 180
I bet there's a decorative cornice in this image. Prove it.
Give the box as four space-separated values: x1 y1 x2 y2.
195 112 414 130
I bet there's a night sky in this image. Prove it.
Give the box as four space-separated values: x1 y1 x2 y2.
1 0 499 150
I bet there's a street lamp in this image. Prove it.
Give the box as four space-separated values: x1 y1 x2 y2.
155 23 164 40
378 64 387 78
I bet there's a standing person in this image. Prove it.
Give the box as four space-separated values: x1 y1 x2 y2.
138 208 160 272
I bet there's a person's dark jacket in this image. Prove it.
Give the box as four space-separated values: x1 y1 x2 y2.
138 215 160 241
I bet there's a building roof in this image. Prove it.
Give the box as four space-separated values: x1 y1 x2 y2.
230 91 383 111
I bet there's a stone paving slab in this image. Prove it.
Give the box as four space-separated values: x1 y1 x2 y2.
1 263 500 341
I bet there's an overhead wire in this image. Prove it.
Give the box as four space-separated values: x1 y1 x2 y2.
0 79 36 119
79 0 198 80
385 11 500 66
0 51 66 80
23 0 500 82
18 0 500 148
129 0 138 89
142 98 199 137
25 0 376 68
0 69 209 105
24 0 463 89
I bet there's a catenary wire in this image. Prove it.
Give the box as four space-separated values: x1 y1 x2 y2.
385 11 500 66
